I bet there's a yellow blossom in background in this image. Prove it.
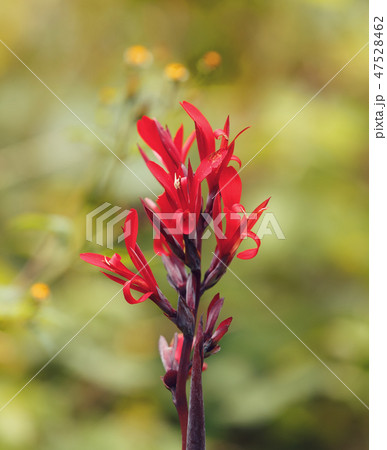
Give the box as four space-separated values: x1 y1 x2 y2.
203 51 222 69
197 50 222 74
124 45 153 67
30 282 50 301
99 86 117 104
164 63 189 82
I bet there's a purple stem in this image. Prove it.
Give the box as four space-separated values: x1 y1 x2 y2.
187 319 205 450
174 334 193 450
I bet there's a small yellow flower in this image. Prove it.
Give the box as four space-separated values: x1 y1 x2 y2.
30 283 50 301
124 45 153 67
99 87 117 104
164 63 189 82
203 51 222 69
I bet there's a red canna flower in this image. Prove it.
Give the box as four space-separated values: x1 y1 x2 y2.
81 101 271 450
138 102 252 259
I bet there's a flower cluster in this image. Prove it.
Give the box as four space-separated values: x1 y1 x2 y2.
80 102 269 449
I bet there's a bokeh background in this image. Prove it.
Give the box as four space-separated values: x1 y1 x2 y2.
0 1 368 449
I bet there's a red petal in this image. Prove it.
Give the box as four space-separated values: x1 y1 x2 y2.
146 161 178 205
236 230 261 260
173 125 184 150
219 166 242 209
221 116 230 148
137 116 177 173
174 333 184 364
101 271 126 285
128 245 157 288
155 121 181 163
137 117 165 154
124 209 138 252
195 147 228 184
153 235 170 256
137 145 150 164
247 197 271 231
223 210 247 258
80 252 110 270
181 101 215 161
231 126 250 144
109 253 132 274
182 209 195 235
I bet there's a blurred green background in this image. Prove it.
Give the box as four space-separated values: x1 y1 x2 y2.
0 0 368 449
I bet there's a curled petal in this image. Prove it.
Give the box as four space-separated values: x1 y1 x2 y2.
230 126 250 144
123 278 153 304
214 129 228 140
230 154 242 168
237 230 261 260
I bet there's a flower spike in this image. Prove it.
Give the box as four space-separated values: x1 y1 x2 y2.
80 101 271 450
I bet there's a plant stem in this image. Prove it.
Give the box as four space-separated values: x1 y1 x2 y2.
174 334 193 449
187 318 205 450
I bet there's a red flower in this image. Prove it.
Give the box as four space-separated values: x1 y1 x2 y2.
80 210 175 317
138 102 250 257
